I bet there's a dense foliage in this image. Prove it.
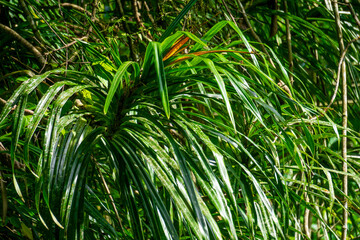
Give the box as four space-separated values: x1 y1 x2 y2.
1 0 360 239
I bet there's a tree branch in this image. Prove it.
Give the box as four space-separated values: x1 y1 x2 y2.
0 97 34 116
61 3 94 18
0 23 46 66
45 36 87 55
143 1 155 26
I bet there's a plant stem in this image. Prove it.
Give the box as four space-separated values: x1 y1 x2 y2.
304 189 311 238
95 162 123 230
332 2 348 239
0 171 7 225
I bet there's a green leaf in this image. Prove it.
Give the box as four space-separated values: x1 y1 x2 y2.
202 58 235 130
153 42 170 119
104 61 140 114
159 0 199 42
0 69 65 123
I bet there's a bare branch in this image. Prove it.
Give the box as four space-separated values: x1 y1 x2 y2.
29 6 66 46
45 37 87 55
304 189 311 238
269 0 278 37
95 161 123 230
61 3 93 17
0 23 46 66
143 1 155 26
0 97 34 116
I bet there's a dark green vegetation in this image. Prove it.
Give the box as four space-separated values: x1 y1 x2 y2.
1 0 360 239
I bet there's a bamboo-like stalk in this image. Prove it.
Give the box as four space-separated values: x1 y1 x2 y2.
304 189 311 238
332 2 348 240
61 3 98 20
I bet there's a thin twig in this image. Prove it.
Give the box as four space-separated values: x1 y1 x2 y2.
10 56 39 74
221 0 238 28
311 32 319 106
0 71 35 83
57 1 69 74
269 0 279 37
0 142 26 170
61 3 97 20
45 37 86 55
304 189 311 238
344 0 360 28
95 162 123 230
271 37 360 146
0 97 34 115
325 36 360 111
66 51 80 64
86 0 98 38
273 33 358 147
